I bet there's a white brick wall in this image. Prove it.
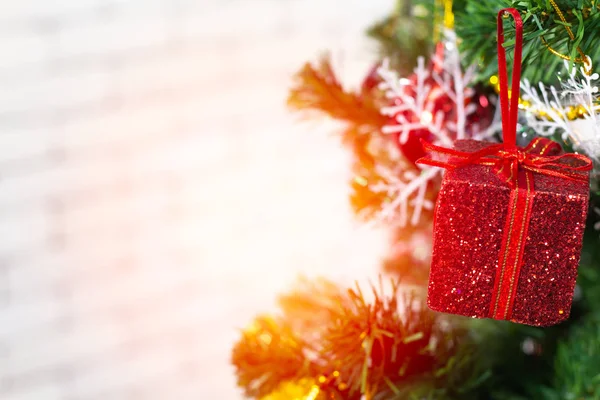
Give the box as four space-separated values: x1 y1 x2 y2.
0 1 392 399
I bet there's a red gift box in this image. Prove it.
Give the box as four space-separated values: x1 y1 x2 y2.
418 9 593 326
425 138 590 326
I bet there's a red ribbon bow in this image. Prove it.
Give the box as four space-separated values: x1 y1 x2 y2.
416 8 593 186
419 139 592 188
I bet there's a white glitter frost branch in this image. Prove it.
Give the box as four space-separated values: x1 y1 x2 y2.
374 30 495 227
522 60 600 164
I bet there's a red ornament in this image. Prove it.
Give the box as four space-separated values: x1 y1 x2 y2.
417 9 593 326
387 61 494 166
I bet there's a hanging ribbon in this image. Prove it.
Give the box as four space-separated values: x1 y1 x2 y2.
417 8 593 321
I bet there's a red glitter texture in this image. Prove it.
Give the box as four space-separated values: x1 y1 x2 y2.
427 139 590 326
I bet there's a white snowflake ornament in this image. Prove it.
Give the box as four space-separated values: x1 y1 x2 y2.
373 30 500 227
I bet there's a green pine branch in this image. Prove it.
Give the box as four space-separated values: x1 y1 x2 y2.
368 0 600 84
550 314 600 399
456 0 600 83
366 0 436 76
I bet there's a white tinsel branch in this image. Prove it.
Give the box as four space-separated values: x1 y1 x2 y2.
522 60 600 165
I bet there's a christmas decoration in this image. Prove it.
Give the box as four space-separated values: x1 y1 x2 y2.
488 70 600 123
288 55 406 224
233 0 600 398
520 60 600 168
381 54 493 166
419 9 593 326
376 28 498 227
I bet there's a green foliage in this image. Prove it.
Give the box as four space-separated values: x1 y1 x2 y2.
368 0 600 84
550 315 600 399
456 0 600 83
367 0 435 76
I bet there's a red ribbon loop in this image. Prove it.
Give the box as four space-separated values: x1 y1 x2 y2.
416 8 593 186
498 8 522 152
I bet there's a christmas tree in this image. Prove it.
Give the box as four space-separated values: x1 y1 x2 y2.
231 1 600 399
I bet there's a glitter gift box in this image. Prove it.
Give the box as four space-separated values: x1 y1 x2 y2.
426 139 590 326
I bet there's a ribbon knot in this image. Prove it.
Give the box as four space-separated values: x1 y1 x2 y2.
509 149 527 164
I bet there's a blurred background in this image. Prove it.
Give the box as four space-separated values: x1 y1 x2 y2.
0 1 393 399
